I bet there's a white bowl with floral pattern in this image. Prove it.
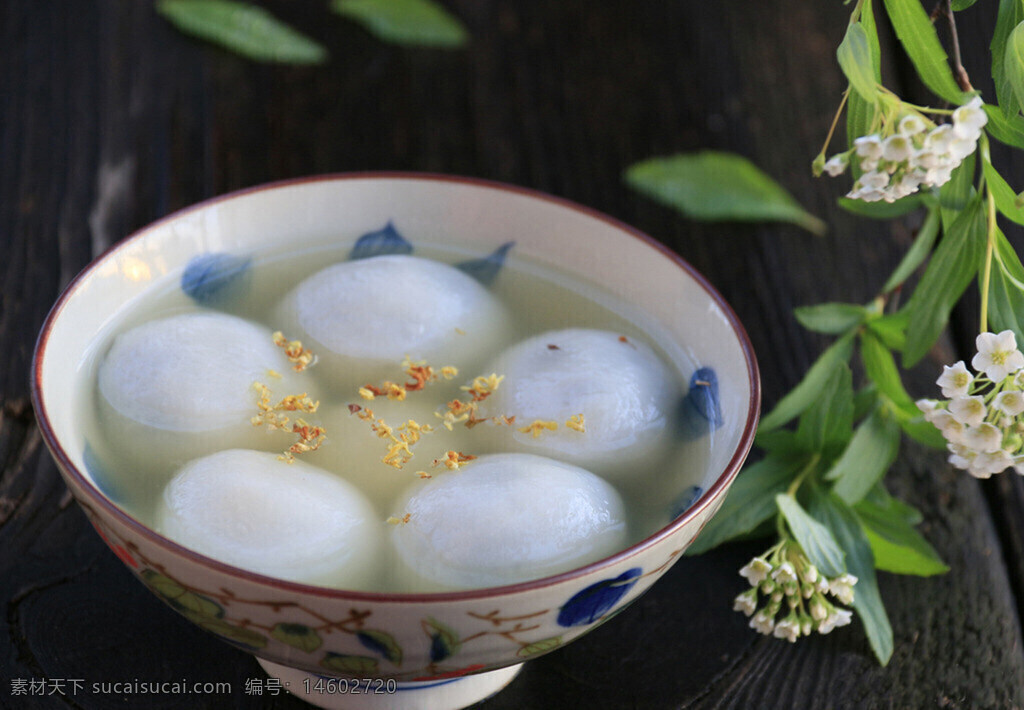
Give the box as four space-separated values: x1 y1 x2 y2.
32 174 759 710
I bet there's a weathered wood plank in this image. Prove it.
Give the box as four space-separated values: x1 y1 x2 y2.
2 1 1023 708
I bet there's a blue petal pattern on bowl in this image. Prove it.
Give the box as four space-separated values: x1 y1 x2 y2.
556 568 642 627
349 221 414 260
670 485 705 520
181 252 252 304
455 241 514 285
677 366 722 441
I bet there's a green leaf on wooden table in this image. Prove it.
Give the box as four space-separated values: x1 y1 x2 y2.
859 0 883 77
685 454 809 555
852 383 880 421
156 0 327 64
796 363 855 454
895 408 947 449
903 194 986 368
777 493 846 578
986 227 1024 343
985 105 1024 150
865 482 923 525
825 407 901 505
624 152 827 235
865 309 910 351
1005 22 1024 118
839 194 924 220
845 2 883 179
882 206 941 293
881 0 965 104
983 161 1024 225
759 331 856 432
838 22 879 104
939 152 977 232
855 498 949 576
794 303 868 334
860 329 915 410
330 0 468 48
809 490 893 665
993 0 1024 117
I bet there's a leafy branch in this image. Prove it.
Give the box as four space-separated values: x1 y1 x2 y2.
625 0 1024 665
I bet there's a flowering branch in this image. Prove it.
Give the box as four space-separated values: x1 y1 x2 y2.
671 0 1024 667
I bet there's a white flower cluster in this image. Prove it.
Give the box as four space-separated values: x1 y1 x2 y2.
733 541 856 642
918 330 1024 479
823 97 987 203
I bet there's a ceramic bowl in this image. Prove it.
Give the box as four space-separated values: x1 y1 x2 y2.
32 174 760 710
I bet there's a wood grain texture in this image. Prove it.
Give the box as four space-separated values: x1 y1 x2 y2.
2 1 1024 708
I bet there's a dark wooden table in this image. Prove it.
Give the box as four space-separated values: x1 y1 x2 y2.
4 1 1024 707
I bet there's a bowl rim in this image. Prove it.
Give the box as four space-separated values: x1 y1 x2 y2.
31 171 761 602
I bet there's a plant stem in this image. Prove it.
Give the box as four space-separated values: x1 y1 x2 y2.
819 89 850 159
787 454 822 497
938 0 973 92
980 187 997 334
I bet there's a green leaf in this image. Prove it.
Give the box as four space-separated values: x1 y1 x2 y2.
1006 22 1024 118
839 194 924 219
865 482 924 525
838 22 879 104
952 0 978 9
796 363 855 454
993 0 1024 117
826 407 901 505
866 309 910 351
986 227 1024 343
776 493 846 578
156 0 327 64
903 194 986 367
320 653 379 674
809 491 893 666
855 498 949 576
859 0 883 79
845 1 882 175
984 161 1024 226
330 0 468 48
895 408 947 449
882 206 941 293
624 152 827 235
940 152 977 232
881 0 964 104
985 105 1024 150
686 454 809 554
794 303 868 334
271 623 323 653
860 330 915 410
759 331 856 432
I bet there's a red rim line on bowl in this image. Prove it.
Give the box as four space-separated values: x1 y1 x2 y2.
31 171 761 603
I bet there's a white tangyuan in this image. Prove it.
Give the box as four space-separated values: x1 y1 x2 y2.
157 450 382 588
389 453 628 591
274 255 508 391
96 312 311 478
476 329 679 476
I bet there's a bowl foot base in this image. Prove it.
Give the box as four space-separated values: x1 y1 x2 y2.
257 658 524 710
